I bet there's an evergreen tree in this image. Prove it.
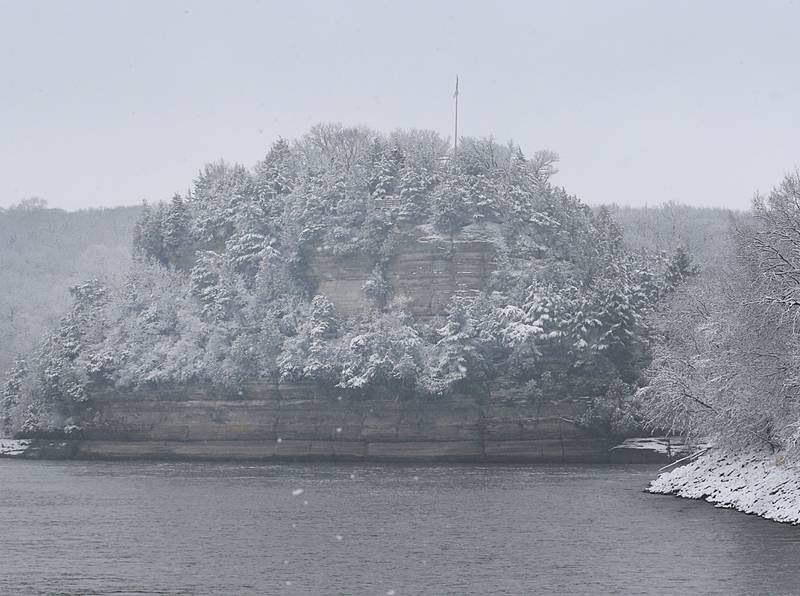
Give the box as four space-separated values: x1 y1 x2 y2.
225 232 269 283
190 252 235 322
664 246 700 289
309 294 338 339
254 138 294 224
431 175 472 234
397 166 431 223
192 161 253 243
162 194 191 262
369 146 405 210
428 299 488 392
133 201 166 263
595 206 624 260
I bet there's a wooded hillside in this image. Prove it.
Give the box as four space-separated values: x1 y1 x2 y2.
0 202 141 375
1 126 710 439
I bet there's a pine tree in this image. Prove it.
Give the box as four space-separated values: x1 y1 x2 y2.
430 299 487 392
133 201 166 263
431 175 472 235
309 294 338 338
162 194 191 262
369 146 405 210
190 252 235 322
595 206 624 259
254 138 294 223
192 161 253 243
397 166 431 223
664 246 700 289
225 232 269 283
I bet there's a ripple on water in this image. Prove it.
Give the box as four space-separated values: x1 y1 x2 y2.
0 461 798 595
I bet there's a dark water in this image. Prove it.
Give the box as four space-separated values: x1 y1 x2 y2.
1 461 799 595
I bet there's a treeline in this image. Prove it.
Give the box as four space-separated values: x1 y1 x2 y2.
2 124 699 438
643 173 800 458
0 201 141 376
608 202 737 270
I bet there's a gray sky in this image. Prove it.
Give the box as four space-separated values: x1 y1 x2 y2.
1 0 798 211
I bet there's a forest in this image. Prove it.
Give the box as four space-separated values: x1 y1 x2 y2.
3 125 705 440
644 173 800 459
0 202 140 376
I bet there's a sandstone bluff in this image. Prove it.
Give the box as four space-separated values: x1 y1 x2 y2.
3 128 690 461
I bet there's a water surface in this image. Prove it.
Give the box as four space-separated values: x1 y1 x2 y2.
1 461 798 595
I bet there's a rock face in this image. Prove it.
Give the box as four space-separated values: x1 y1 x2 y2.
69 380 612 462
306 224 498 319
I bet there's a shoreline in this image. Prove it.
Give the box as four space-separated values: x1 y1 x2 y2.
0 437 676 464
2 384 682 465
648 448 800 524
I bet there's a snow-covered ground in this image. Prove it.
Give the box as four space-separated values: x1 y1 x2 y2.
649 448 800 524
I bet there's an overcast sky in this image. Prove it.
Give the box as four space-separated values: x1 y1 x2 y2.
1 0 798 211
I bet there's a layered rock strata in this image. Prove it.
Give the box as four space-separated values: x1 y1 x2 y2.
52 381 614 462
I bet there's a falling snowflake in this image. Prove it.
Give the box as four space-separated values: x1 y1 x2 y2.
336 427 342 433
335 535 343 541
292 488 304 496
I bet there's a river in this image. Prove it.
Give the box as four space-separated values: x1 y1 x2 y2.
1 460 798 595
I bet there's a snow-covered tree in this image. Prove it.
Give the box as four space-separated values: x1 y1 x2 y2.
162 193 191 261
337 313 423 390
423 298 488 394
254 138 295 213
663 246 700 290
133 201 166 263
190 252 237 322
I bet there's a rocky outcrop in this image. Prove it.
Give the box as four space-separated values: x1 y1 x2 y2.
38 380 617 462
306 223 499 319
305 252 375 317
4 223 640 463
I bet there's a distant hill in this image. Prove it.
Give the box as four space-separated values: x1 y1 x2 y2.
0 203 142 374
606 202 739 270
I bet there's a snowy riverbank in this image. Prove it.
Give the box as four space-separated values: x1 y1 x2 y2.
649 448 800 524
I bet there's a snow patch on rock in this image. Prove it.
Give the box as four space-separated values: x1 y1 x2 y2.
0 439 32 457
649 448 800 524
612 436 691 456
